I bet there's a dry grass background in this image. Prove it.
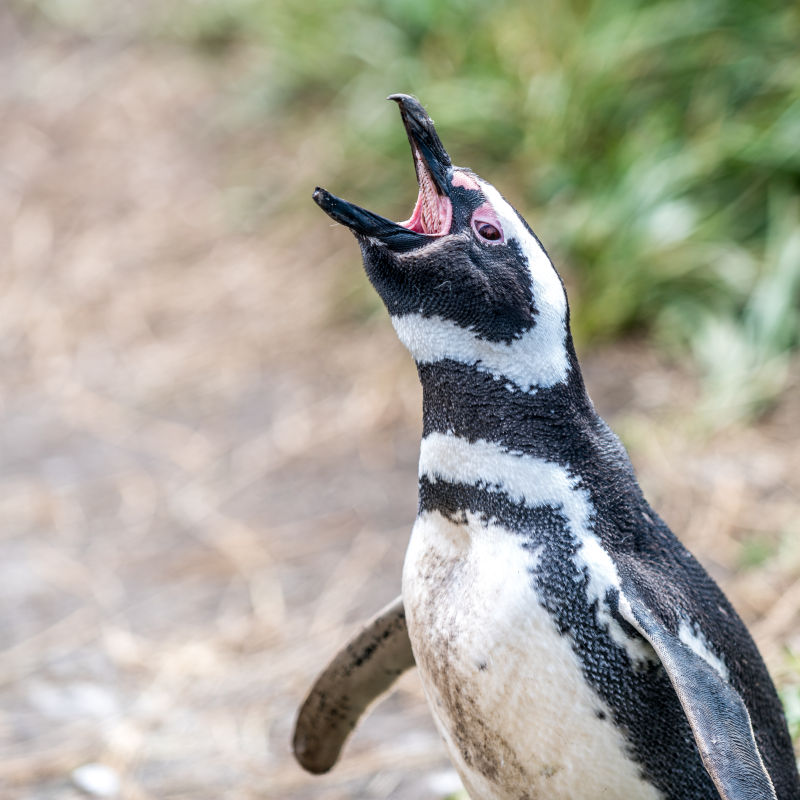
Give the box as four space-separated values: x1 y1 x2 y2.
1 6 798 799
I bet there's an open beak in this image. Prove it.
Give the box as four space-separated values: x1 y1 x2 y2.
313 94 453 252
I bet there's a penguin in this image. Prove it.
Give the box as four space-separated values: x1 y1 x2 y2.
293 94 800 800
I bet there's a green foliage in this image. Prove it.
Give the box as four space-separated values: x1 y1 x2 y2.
691 193 800 423
737 536 776 571
165 0 800 422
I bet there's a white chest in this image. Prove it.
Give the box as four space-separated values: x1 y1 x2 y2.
402 510 662 800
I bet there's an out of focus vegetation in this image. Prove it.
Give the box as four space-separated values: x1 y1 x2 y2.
3 5 798 796
26 0 800 423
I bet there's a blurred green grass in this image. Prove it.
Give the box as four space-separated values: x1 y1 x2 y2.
25 0 800 423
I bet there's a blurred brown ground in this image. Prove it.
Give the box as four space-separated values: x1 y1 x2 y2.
1 6 798 800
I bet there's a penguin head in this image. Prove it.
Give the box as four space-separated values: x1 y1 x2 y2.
314 95 571 391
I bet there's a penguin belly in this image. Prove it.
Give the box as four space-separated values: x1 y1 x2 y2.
403 510 662 800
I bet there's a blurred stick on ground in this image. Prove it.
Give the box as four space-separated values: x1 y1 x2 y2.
0 3 798 799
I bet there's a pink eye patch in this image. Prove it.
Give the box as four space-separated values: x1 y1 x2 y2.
471 202 504 244
452 171 481 191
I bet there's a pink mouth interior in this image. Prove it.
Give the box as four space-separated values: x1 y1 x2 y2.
399 151 452 236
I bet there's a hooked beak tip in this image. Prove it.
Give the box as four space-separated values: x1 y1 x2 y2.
312 187 332 212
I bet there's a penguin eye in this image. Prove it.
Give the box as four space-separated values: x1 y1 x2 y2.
470 204 504 244
475 222 502 242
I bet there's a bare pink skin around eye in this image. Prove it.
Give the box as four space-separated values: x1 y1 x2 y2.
472 202 502 228
451 171 481 191
471 202 505 243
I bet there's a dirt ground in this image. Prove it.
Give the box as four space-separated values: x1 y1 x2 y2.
1 8 798 800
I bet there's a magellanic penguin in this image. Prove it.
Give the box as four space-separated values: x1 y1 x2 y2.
293 95 800 800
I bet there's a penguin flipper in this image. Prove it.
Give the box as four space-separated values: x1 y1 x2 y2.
620 590 777 800
292 595 415 774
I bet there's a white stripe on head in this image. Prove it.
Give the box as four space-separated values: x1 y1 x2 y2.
477 178 567 328
392 311 569 392
391 179 570 393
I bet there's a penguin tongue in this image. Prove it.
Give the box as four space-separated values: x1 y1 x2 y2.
399 151 452 236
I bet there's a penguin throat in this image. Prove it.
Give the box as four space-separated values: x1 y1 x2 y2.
399 152 452 236
416 355 590 449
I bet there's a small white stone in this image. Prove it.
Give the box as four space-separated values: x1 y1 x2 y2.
71 763 121 797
